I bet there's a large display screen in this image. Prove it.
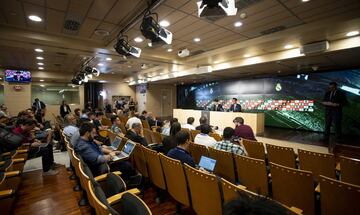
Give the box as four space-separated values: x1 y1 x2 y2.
5 70 32 83
177 69 360 136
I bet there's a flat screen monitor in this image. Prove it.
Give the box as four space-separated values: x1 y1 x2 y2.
5 70 32 83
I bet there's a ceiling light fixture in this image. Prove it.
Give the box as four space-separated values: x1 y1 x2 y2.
106 57 112 61
40 84 45 87
28 15 42 22
243 54 251 58
302 0 310 2
167 48 173 52
194 37 201 42
114 35 142 58
234 21 242 27
98 63 104 66
38 67 44 70
36 56 44 60
197 0 237 17
284 44 294 49
346 31 359 37
35 48 43 52
141 11 173 45
134 37 144 43
37 62 44 65
159 20 170 27
40 79 44 82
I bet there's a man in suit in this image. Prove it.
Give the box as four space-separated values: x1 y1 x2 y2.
32 98 46 123
229 98 241 112
60 100 71 118
211 99 224 111
322 82 347 142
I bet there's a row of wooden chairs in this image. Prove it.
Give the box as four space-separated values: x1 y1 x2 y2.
63 132 152 215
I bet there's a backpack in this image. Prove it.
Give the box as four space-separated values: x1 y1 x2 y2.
0 126 25 153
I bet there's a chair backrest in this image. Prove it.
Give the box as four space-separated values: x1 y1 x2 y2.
142 147 166 190
339 156 360 185
121 192 152 215
188 142 209 164
132 144 148 178
119 123 127 134
298 149 336 181
320 175 360 215
190 130 200 142
234 155 268 196
208 147 236 182
209 132 222 141
108 130 116 143
266 144 296 168
119 116 128 124
270 162 315 215
143 128 153 144
184 164 222 215
141 120 150 129
151 131 162 144
87 181 113 215
159 154 190 207
241 139 266 160
221 178 257 204
101 118 112 127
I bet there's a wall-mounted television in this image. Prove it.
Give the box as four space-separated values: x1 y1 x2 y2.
4 70 32 83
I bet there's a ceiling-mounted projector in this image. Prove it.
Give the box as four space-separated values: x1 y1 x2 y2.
178 48 190 58
197 0 237 17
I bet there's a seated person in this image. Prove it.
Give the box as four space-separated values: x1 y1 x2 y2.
182 117 195 130
146 112 157 127
13 118 60 176
139 110 147 120
125 123 148 146
162 118 178 136
110 115 125 137
93 111 108 131
167 130 195 167
233 117 257 141
214 127 247 156
162 122 181 154
195 116 208 130
125 111 142 129
63 114 79 139
194 124 217 148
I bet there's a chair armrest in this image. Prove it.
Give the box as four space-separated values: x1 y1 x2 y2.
94 171 122 182
1 152 11 156
289 206 303 214
107 188 141 205
236 184 247 190
0 189 15 198
5 171 21 178
315 184 320 193
0 161 4 166
16 149 28 154
12 158 25 163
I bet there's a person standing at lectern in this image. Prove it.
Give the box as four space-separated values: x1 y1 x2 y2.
322 82 347 142
229 98 241 112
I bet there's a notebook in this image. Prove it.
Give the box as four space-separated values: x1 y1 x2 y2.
111 140 136 161
110 136 122 150
198 156 217 172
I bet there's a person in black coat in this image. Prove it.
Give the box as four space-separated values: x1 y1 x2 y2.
211 99 224 111
322 82 347 142
229 98 241 112
32 98 46 123
60 100 71 118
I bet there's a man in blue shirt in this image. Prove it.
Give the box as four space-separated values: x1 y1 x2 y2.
167 130 195 167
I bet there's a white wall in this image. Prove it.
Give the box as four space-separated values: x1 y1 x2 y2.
102 83 136 107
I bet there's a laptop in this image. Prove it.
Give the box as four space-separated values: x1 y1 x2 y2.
111 140 136 161
109 136 122 150
198 156 217 172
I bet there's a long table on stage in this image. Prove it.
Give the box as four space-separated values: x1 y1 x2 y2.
173 109 265 135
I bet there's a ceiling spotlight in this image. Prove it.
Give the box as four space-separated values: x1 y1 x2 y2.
83 76 89 83
234 21 242 27
167 48 173 52
98 63 104 66
194 37 201 42
28 15 42 22
346 31 359 37
106 57 112 61
134 37 144 43
40 79 44 82
37 62 44 65
197 0 237 18
114 35 142 58
141 12 173 45
243 54 251 58
84 66 100 77
38 67 44 70
302 0 310 2
284 44 294 49
40 84 45 87
147 42 153 47
35 48 43 52
159 20 170 27
36 56 44 60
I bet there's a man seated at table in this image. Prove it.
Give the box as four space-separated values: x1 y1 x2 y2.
233 117 257 141
214 127 247 156
194 124 217 148
167 130 195 168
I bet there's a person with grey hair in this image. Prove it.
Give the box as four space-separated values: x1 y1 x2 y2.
125 122 148 146
63 113 80 146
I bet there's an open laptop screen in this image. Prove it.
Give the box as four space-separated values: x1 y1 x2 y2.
198 156 217 172
111 137 122 149
122 141 136 155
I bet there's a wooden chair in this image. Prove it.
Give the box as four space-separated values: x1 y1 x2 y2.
0 171 18 215
209 132 222 141
266 144 296 168
184 164 222 215
241 139 266 160
132 144 149 178
152 131 162 144
159 154 191 207
234 155 269 196
339 156 360 185
143 128 153 145
101 118 112 127
142 147 166 190
319 175 360 215
270 162 315 215
141 120 150 129
188 142 209 164
119 116 128 125
298 149 336 181
119 123 127 134
190 130 201 142
208 147 236 182
107 130 116 143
